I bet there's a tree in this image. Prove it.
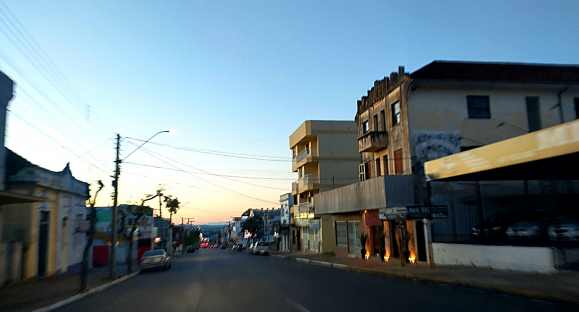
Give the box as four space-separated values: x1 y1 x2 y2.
80 181 104 292
184 229 201 247
241 216 264 238
164 195 181 254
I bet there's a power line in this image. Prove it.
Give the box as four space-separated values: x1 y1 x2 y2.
0 3 113 139
126 142 279 205
7 110 111 176
124 137 291 162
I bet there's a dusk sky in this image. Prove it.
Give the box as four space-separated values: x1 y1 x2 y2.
1 0 578 224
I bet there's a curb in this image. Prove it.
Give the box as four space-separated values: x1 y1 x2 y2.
270 256 579 305
32 272 139 312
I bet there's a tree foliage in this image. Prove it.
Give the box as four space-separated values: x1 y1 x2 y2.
241 216 263 238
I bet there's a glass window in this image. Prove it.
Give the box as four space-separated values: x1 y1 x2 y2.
380 110 386 131
143 249 164 257
392 101 401 125
348 221 360 250
336 221 347 246
363 121 369 134
467 96 490 118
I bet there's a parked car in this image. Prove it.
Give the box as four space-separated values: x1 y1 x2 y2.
140 249 171 271
471 213 517 242
549 217 579 242
249 242 269 255
505 219 549 241
187 246 195 253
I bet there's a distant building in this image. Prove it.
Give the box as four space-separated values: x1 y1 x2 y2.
279 193 294 252
289 120 359 254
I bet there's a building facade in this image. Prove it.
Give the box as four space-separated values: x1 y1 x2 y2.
289 120 359 253
315 61 579 261
279 193 294 252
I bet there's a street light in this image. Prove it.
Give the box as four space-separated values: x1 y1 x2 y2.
110 130 175 280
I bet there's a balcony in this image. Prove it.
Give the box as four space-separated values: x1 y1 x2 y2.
298 202 314 214
299 174 319 190
291 181 299 195
358 130 388 153
292 149 318 172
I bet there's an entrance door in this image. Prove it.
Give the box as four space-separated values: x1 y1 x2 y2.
38 211 50 277
415 221 427 262
372 225 384 256
347 221 359 255
389 221 400 258
296 229 301 250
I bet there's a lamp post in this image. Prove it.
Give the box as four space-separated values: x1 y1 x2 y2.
109 130 176 280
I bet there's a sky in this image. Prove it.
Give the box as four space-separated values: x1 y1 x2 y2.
1 0 578 224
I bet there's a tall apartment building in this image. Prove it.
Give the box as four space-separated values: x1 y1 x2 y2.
315 61 579 261
289 120 359 253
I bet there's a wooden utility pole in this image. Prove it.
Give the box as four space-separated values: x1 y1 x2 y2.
110 133 121 280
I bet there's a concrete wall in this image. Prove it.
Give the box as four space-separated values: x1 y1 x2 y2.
320 215 335 254
315 175 415 215
407 83 579 148
432 243 557 273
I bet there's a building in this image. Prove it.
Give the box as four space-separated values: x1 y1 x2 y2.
4 156 89 278
290 120 359 253
314 61 579 261
279 193 294 252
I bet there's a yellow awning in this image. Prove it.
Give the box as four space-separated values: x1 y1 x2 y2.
425 119 579 180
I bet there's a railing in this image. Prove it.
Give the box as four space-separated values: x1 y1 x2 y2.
292 181 299 192
298 202 314 213
301 174 319 186
296 148 310 163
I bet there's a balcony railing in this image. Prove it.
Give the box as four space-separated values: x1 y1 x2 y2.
299 174 319 188
298 202 314 213
292 149 318 168
292 181 299 192
358 130 388 152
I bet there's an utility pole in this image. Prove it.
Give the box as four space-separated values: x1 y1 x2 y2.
110 133 121 280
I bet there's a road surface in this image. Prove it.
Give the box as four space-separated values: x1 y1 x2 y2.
57 249 576 312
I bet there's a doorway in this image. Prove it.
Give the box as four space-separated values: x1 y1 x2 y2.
372 225 384 256
296 229 301 250
389 221 400 258
415 221 427 262
38 211 50 277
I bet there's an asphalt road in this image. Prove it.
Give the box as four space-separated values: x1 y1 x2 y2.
57 249 577 312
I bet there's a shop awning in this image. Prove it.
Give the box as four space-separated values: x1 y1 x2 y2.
0 190 47 204
425 119 579 181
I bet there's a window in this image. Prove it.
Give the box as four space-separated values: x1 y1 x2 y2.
391 101 401 125
380 110 386 131
526 96 541 132
394 149 403 174
376 158 381 177
575 98 579 119
373 115 378 131
363 121 369 134
383 155 389 175
293 148 296 159
336 221 347 246
364 162 371 180
467 96 490 118
348 221 361 250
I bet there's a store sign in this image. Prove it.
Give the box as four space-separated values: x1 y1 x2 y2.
379 207 407 221
138 216 154 239
309 219 320 230
295 218 310 227
364 210 382 226
380 206 449 221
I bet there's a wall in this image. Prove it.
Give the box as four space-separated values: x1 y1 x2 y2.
432 243 556 273
0 70 14 190
332 213 364 258
314 175 415 215
407 83 579 148
320 215 334 254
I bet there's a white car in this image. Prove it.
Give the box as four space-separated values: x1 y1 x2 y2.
140 249 171 271
249 242 269 255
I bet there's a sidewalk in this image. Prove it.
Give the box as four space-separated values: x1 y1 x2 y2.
0 265 139 312
272 251 579 304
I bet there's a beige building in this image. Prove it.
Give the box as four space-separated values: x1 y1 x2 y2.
315 61 579 261
289 120 359 253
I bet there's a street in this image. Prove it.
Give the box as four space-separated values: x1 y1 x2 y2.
57 249 575 312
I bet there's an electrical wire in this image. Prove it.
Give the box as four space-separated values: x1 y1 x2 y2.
125 142 279 204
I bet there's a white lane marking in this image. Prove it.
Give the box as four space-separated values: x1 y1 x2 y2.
285 298 312 312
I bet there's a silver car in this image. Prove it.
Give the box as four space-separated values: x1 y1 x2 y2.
549 218 579 242
249 242 270 255
140 249 171 271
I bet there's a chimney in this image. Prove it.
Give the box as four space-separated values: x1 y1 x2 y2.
398 66 405 76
